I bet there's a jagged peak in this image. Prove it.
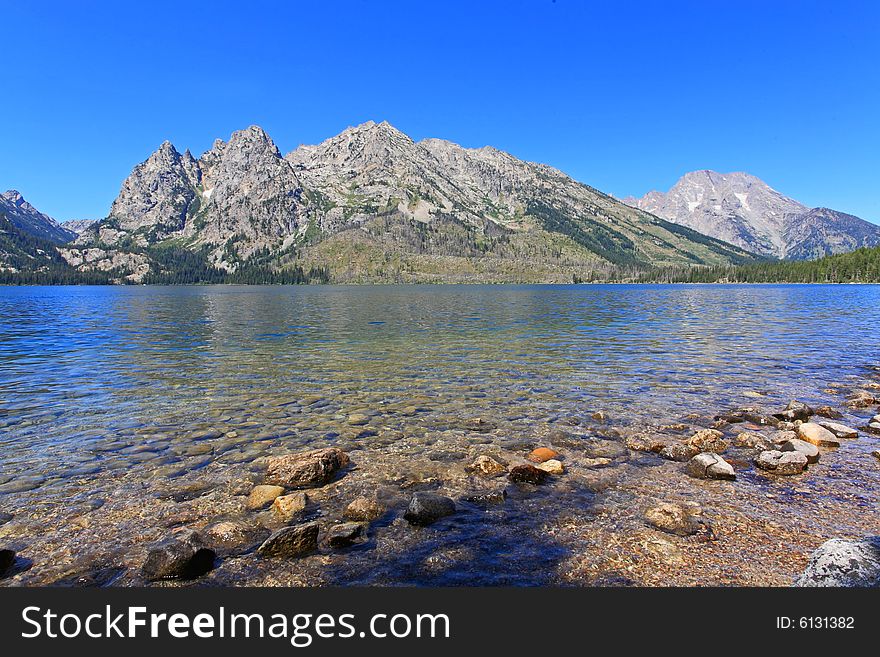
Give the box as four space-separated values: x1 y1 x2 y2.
2 189 25 204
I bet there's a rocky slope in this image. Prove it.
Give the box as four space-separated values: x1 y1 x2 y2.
60 219 98 235
623 170 880 259
63 122 754 283
0 190 76 244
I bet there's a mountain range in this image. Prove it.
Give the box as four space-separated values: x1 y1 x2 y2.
622 170 880 259
2 122 878 283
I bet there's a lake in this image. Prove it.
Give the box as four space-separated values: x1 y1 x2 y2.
1 284 879 586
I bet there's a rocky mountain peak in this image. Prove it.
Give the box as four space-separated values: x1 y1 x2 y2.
0 189 75 243
626 170 879 258
2 189 25 205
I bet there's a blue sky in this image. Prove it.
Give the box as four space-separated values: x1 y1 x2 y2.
2 0 878 223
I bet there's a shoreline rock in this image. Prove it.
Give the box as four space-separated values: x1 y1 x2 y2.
644 502 704 536
755 450 808 475
345 496 385 521
796 423 840 448
0 549 15 575
141 530 216 580
795 537 880 587
404 493 456 526
685 453 735 480
247 484 285 510
508 464 549 485
257 522 320 558
265 447 350 489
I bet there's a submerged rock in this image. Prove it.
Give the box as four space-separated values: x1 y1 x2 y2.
508 464 549 485
845 392 878 409
344 496 385 522
686 429 728 453
625 433 669 453
755 450 808 475
247 485 285 510
659 443 699 462
204 520 266 553
644 502 703 536
867 422 880 435
326 522 365 548
141 530 216 580
797 423 840 448
257 522 320 558
463 488 507 506
780 438 820 464
814 406 843 420
795 537 880 587
469 455 507 477
347 413 370 426
816 421 858 439
733 431 772 450
265 447 349 489
403 492 456 526
0 549 15 575
272 492 308 522
537 459 564 474
0 512 12 526
527 447 559 463
685 453 736 480
774 400 814 422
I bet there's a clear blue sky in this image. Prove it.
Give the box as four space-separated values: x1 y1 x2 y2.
2 0 878 223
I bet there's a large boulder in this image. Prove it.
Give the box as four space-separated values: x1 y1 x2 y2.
795 537 880 587
257 522 320 558
403 492 456 526
685 453 736 480
141 530 216 580
797 423 840 448
265 447 349 489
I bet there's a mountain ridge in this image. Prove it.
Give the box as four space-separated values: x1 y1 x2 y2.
623 170 880 259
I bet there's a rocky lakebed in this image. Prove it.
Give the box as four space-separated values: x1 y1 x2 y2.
2 365 879 587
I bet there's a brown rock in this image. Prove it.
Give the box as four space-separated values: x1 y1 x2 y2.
644 502 703 536
509 464 549 485
814 406 843 420
686 429 728 453
344 496 385 522
257 522 320 558
797 423 841 448
247 485 285 510
527 447 559 463
816 421 858 439
265 447 350 489
272 492 308 521
536 459 564 475
470 455 507 477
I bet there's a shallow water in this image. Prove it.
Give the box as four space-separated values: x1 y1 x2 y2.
1 284 879 586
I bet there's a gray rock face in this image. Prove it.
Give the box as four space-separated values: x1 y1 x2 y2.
624 170 880 259
257 522 320 558
265 447 350 489
816 421 858 439
795 537 880 587
141 530 216 580
67 122 756 281
404 492 456 526
60 219 98 235
1 190 76 243
780 438 820 464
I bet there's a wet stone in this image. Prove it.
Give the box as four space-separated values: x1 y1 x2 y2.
247 485 285 510
345 496 385 522
816 421 858 439
686 429 728 453
755 450 808 475
774 400 814 422
795 537 880 587
659 443 699 462
463 488 507 506
644 502 703 536
403 492 456 526
257 522 320 558
733 431 772 450
780 439 820 464
814 406 843 420
0 549 15 575
527 447 559 463
327 522 365 548
272 492 308 522
141 530 216 581
685 453 736 480
0 512 12 526
537 459 564 475
508 464 549 485
797 423 841 448
347 413 370 426
265 447 350 489
469 455 507 477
